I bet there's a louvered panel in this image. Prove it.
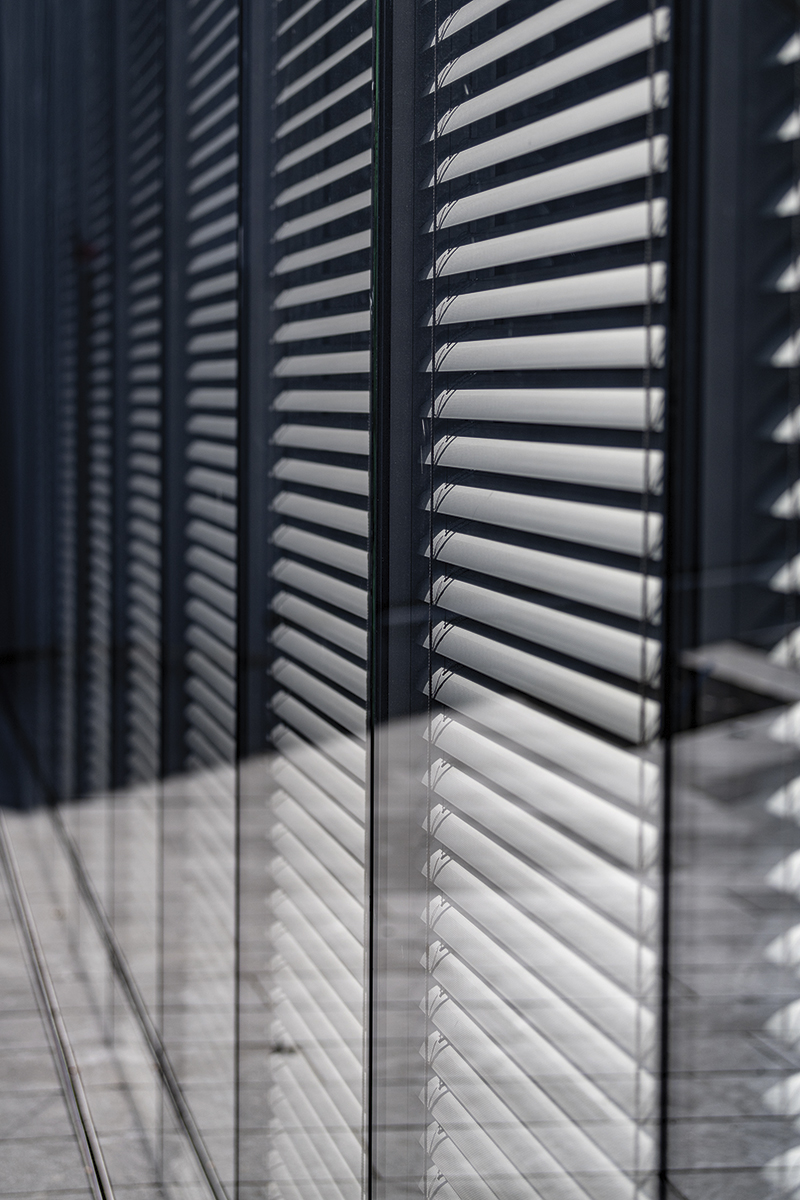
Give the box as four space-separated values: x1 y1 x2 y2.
417 2 667 1196
183 0 240 771
125 0 165 783
83 3 116 795
267 0 372 1193
152 4 244 1189
767 33 800 670
113 0 166 1035
735 31 800 1195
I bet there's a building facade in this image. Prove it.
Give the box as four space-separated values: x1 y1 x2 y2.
1 1 800 1198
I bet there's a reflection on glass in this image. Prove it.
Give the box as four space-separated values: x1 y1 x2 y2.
264 0 374 1192
422 699 658 1200
663 7 800 1198
7 1 800 1199
371 1 670 1197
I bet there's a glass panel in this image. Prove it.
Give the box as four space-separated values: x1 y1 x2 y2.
8 2 800 1198
664 3 800 1197
371 2 668 1198
263 0 374 1194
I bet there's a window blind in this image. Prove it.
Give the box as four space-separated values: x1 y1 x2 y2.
267 0 373 1193
182 0 241 772
81 2 117 796
124 0 165 783
768 27 800 642
755 30 800 1196
419 1 667 1196
163 3 244 1182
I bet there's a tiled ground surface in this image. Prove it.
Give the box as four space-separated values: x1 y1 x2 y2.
0 846 92 1198
7 714 800 1199
0 806 212 1200
667 709 800 1200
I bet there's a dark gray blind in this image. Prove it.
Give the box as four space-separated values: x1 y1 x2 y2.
266 0 373 1192
418 2 667 1196
182 0 241 770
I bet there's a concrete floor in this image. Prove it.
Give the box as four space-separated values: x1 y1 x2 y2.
0 804 212 1200
5 709 800 1200
0 852 92 1200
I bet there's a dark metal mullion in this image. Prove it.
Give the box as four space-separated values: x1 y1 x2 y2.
236 0 269 767
660 0 709 1194
235 0 273 1194
368 0 429 1192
